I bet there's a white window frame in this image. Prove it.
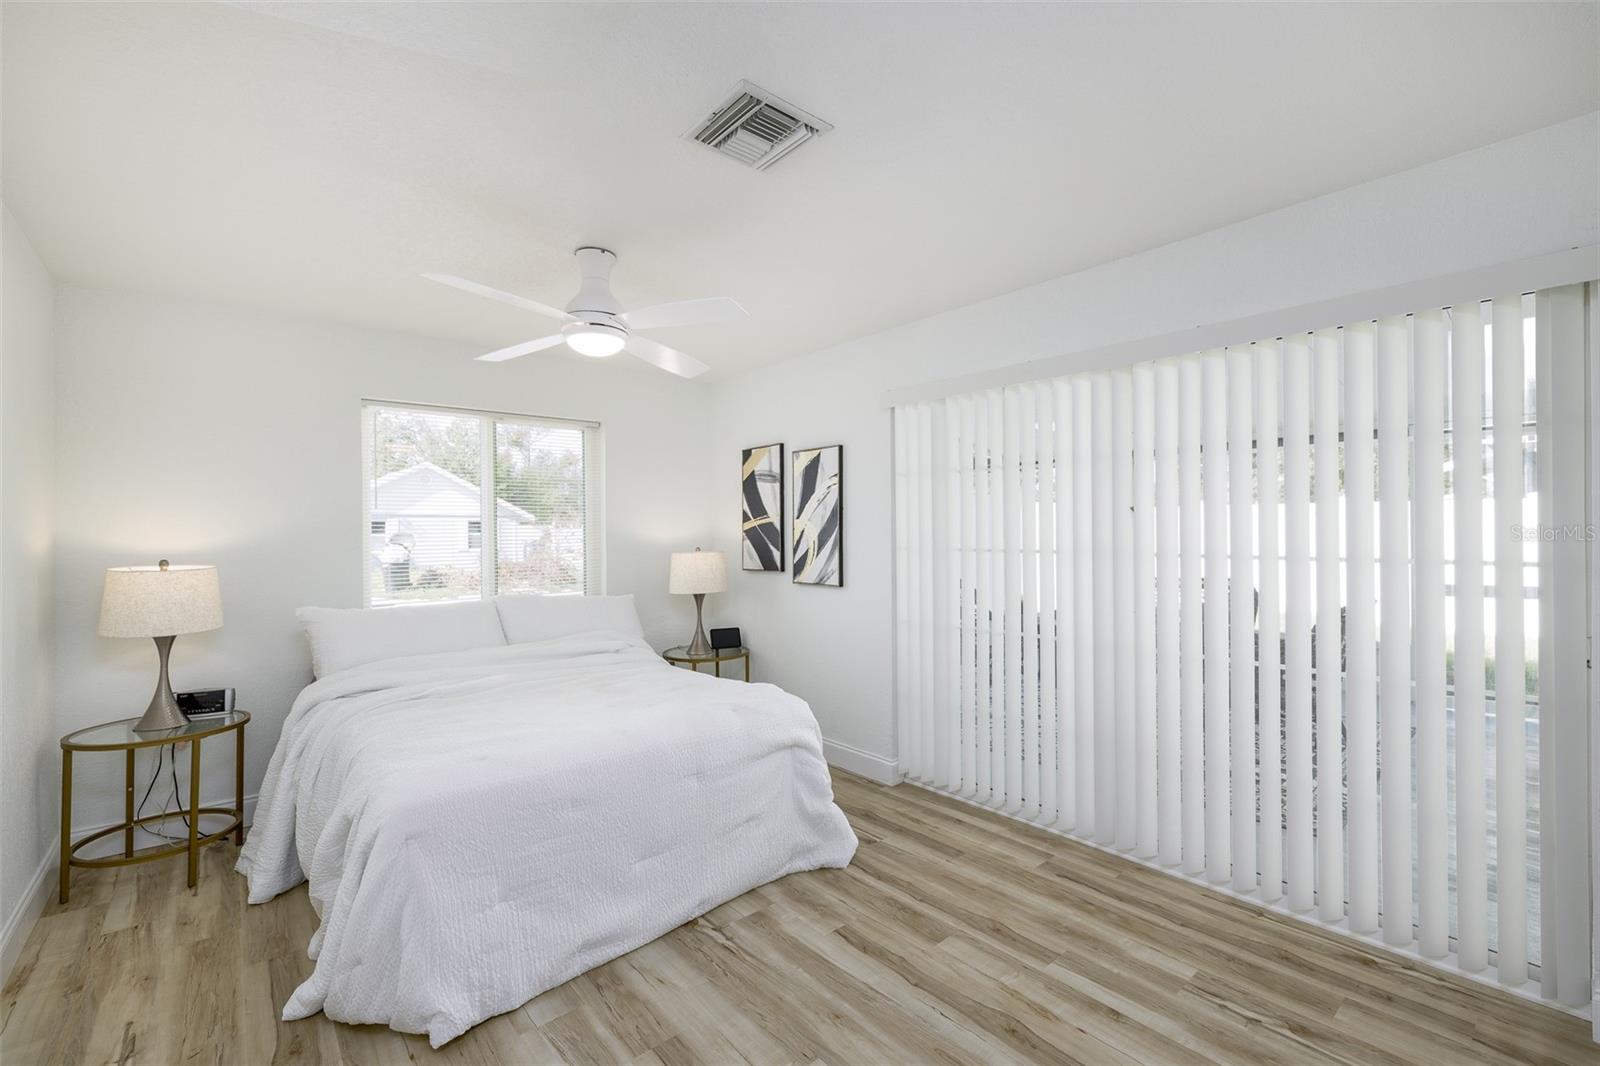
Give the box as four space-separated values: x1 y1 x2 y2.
360 399 604 606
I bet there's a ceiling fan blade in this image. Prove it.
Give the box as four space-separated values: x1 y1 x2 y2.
476 334 567 363
423 273 575 323
624 334 711 379
618 296 747 331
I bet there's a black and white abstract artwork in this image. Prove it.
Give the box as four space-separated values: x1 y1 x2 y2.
792 445 842 586
741 443 784 571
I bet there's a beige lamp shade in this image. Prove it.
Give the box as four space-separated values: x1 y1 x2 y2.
668 550 727 595
98 563 224 638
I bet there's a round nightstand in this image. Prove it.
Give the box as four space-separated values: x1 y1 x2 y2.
58 710 249 903
663 645 750 681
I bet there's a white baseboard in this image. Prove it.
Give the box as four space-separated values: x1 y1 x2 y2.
822 738 900 785
1 842 57 986
1 791 258 986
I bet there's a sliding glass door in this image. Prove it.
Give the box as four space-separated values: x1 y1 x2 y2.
893 283 1592 1007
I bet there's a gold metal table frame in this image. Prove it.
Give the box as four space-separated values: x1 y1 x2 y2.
58 711 249 903
662 645 750 681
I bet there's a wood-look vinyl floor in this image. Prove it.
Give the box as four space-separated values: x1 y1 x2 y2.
3 771 1594 1065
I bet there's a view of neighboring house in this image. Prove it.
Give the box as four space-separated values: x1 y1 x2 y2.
368 461 568 602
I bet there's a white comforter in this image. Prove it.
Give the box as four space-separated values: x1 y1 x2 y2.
237 633 857 1046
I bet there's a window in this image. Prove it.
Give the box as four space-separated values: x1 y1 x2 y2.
362 401 602 606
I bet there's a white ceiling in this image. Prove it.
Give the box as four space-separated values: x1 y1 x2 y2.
4 2 1596 379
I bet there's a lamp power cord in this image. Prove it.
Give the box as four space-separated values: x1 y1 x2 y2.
133 744 194 844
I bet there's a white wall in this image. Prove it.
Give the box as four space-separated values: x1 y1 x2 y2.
708 112 1600 771
1 206 58 976
52 287 716 829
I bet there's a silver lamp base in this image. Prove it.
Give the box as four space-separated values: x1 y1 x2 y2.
686 593 713 657
132 634 188 733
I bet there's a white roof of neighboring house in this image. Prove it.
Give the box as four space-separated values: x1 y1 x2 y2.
372 462 539 526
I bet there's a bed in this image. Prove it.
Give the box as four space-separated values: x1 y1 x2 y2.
237 595 857 1047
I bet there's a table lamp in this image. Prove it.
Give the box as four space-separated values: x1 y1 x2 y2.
99 560 224 732
669 548 726 657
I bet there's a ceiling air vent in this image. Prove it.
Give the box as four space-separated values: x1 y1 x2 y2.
687 81 832 171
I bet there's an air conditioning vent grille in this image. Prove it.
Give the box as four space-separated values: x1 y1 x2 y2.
688 82 831 171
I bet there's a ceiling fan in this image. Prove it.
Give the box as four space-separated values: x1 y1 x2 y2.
423 247 745 379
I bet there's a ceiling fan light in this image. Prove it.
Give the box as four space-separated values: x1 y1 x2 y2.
564 323 627 358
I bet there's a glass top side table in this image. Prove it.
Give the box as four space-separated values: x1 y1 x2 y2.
59 710 249 903
662 645 750 681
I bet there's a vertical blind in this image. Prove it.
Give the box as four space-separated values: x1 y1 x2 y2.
893 284 1592 1004
362 401 602 606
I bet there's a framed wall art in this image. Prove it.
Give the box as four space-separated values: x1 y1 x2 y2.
741 443 784 571
792 444 842 586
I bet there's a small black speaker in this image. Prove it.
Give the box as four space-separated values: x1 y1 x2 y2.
709 627 742 650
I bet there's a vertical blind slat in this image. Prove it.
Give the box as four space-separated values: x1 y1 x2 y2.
1179 357 1207 876
945 402 964 790
1054 379 1078 830
1345 322 1380 935
922 404 937 781
906 405 921 778
894 408 913 776
958 397 978 797
974 395 994 800
923 406 940 782
1282 337 1315 912
1412 310 1448 957
1093 374 1117 843
1049 382 1075 832
1227 348 1257 892
1256 342 1284 903
988 390 1007 802
915 403 928 777
1002 390 1024 810
1074 379 1098 834
1133 366 1158 859
1491 294 1527 985
1154 362 1182 866
1313 329 1346 923
1535 298 1556 1001
1037 382 1059 822
1451 302 1488 971
1114 371 1138 849
1020 387 1041 817
1202 352 1232 882
1538 284 1592 1008
929 402 950 788
1377 314 1414 947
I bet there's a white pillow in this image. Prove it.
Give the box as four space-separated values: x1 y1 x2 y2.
494 593 646 646
296 600 508 679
